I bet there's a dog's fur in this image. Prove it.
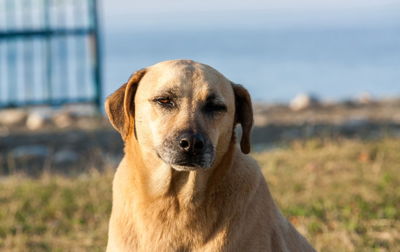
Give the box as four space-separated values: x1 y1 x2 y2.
105 60 315 251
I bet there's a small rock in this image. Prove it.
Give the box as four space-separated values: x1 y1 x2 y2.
0 109 27 126
289 93 320 111
392 114 400 123
342 100 358 108
61 104 98 117
26 111 52 130
53 112 76 128
254 114 268 127
356 92 373 104
77 118 101 129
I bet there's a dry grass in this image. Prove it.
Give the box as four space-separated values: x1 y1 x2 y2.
1 138 400 251
0 170 112 251
254 138 400 251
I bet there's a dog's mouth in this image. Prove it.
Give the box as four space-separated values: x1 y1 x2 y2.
171 163 203 172
171 158 212 171
156 149 215 172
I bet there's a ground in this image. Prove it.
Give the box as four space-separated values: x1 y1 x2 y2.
0 138 399 251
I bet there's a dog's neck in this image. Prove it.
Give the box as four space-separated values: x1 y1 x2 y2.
121 136 236 208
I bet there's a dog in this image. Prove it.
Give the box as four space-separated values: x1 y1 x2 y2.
105 59 315 251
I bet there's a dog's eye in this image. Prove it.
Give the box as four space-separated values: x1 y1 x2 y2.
203 103 227 113
154 97 174 108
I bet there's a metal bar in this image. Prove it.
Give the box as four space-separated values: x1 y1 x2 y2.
0 28 95 38
89 0 102 110
44 0 52 103
0 97 99 108
6 0 17 104
23 0 33 102
57 0 69 100
0 0 5 103
0 40 3 104
74 0 85 101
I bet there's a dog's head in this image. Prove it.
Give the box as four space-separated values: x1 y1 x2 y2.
105 60 253 172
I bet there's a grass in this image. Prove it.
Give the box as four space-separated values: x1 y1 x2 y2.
1 138 400 251
0 170 112 251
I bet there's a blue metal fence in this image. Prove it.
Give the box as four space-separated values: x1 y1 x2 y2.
0 0 102 109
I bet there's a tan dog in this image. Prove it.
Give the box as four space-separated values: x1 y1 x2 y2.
105 60 315 251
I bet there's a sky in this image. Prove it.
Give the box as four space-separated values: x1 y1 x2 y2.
103 0 399 13
102 0 400 30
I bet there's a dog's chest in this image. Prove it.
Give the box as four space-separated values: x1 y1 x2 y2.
122 202 228 251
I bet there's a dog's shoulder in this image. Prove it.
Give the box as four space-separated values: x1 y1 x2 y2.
222 147 266 204
231 147 264 183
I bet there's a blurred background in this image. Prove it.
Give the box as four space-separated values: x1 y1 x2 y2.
0 0 399 251
103 0 400 102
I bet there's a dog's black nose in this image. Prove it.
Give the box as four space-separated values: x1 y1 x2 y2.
179 133 205 154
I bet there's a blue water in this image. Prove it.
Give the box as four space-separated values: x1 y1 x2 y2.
104 27 400 102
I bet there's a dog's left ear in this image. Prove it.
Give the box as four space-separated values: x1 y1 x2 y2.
232 83 253 154
105 69 146 139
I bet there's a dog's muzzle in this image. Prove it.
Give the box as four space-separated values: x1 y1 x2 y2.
157 131 214 171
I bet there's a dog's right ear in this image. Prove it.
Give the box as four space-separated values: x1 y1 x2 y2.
105 69 146 139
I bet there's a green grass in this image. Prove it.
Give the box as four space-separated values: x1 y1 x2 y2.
1 138 400 251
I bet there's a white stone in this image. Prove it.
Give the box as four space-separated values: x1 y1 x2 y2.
254 114 268 127
0 109 27 126
53 112 75 128
26 111 52 130
61 104 98 117
356 92 373 104
289 93 319 111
